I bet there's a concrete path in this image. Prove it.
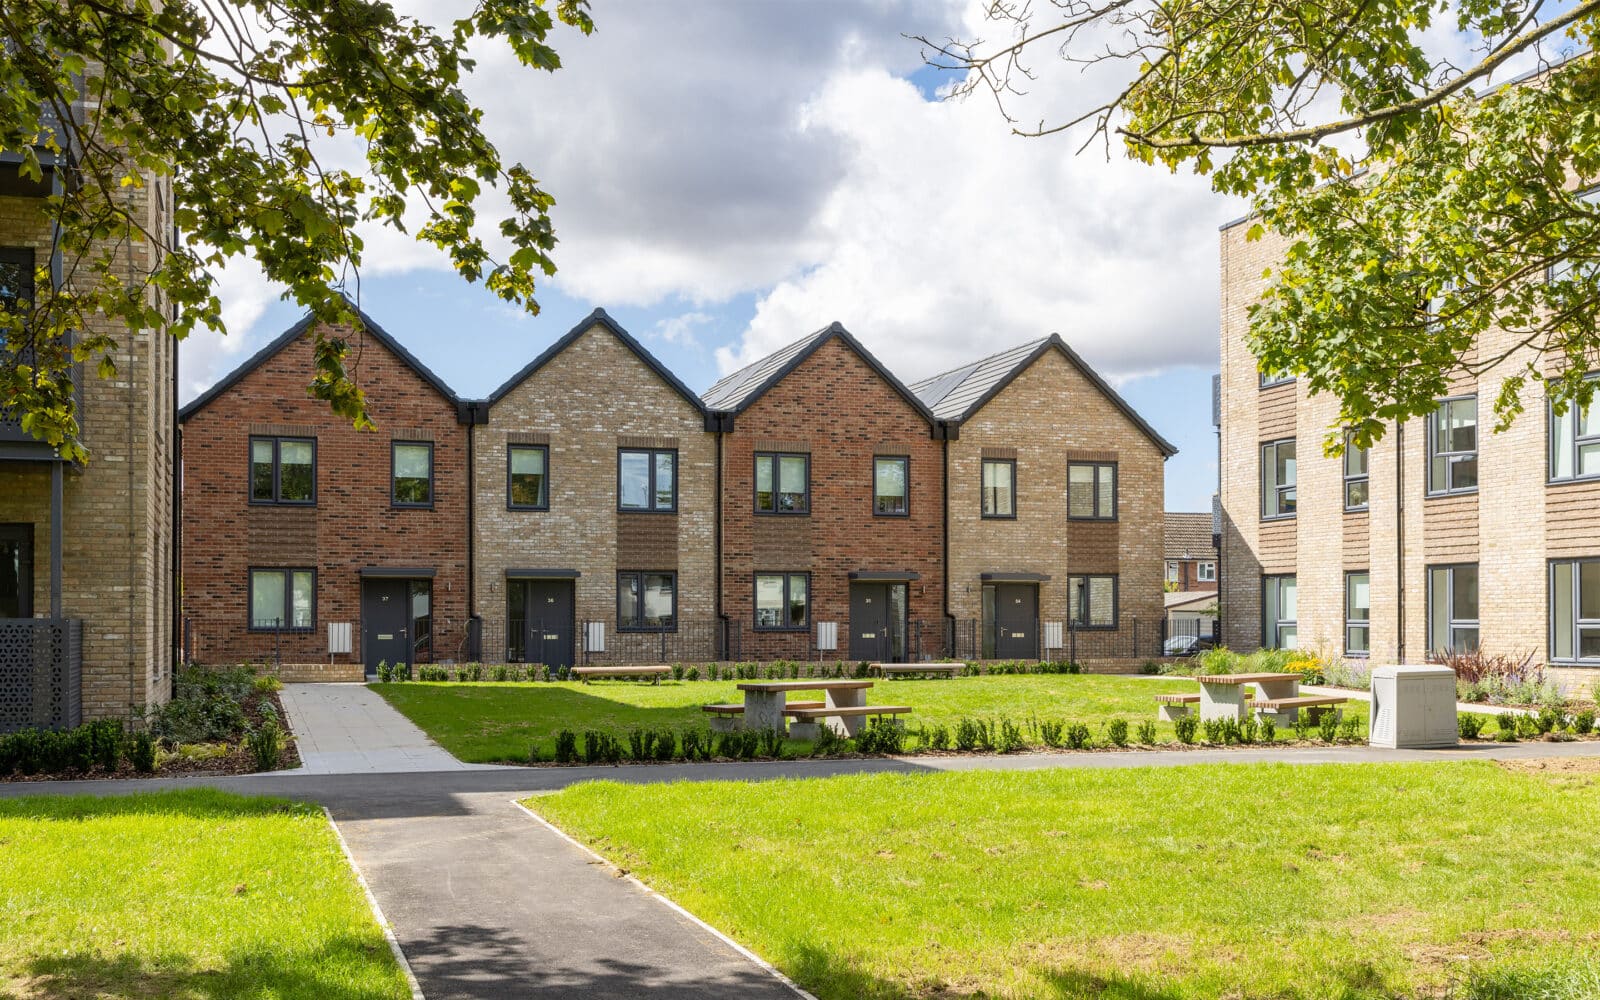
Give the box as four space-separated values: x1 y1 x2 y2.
279 683 498 774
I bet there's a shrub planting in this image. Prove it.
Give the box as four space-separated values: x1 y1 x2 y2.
923 724 952 751
1174 715 1198 744
1136 720 1158 745
1317 710 1339 743
1293 709 1313 741
1458 713 1487 739
1202 718 1225 745
1574 709 1596 735
130 731 156 773
1259 717 1276 743
997 720 1027 753
1106 718 1129 747
855 720 904 755
246 721 283 772
1065 723 1092 750
553 730 578 763
1516 713 1542 739
1039 720 1064 748
1338 715 1361 743
811 724 847 757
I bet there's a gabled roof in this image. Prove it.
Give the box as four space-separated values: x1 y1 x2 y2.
485 308 705 414
907 334 1178 457
178 303 458 422
701 322 937 426
1164 512 1216 559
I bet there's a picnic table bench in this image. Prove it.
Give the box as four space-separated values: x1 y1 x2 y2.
735 680 899 737
570 665 671 684
1153 692 1200 720
700 700 824 733
1247 693 1348 727
1193 672 1301 721
874 663 963 679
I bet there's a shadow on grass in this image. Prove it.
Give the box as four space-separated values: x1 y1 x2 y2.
0 786 311 821
21 939 404 1000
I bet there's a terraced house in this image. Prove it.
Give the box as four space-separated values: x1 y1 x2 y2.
703 325 950 662
178 307 471 678
470 309 717 670
910 336 1175 662
0 96 178 731
1218 221 1600 690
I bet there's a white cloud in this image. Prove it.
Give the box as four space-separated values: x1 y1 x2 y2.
651 311 713 350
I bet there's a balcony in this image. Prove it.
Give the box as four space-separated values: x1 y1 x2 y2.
0 99 80 197
0 618 82 732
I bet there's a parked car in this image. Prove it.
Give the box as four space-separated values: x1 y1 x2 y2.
1163 634 1216 656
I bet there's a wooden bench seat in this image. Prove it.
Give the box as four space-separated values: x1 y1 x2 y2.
1154 692 1200 720
701 703 745 716
1247 694 1347 726
571 665 671 684
1154 693 1200 704
875 663 963 678
786 705 912 720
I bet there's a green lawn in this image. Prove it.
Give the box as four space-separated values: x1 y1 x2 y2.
372 674 1371 762
0 789 411 1000
531 761 1600 1000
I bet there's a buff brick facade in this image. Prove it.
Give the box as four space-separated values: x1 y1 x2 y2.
1219 219 1600 688
708 330 947 661
179 310 470 672
471 311 717 667
929 343 1172 659
2 167 179 725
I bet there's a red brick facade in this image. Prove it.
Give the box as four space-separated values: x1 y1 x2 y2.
714 335 946 659
179 314 469 668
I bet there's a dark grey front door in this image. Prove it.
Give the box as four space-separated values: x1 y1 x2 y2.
849 583 907 661
0 524 32 618
993 583 1037 659
362 578 411 676
512 579 574 670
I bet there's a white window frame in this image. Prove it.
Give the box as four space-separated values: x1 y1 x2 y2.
1197 561 1216 583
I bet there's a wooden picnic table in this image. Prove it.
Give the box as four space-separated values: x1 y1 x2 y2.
735 680 875 735
1192 672 1300 721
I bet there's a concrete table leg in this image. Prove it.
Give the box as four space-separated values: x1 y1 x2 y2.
824 687 868 736
1252 679 1299 725
1198 683 1245 722
743 691 787 734
1157 703 1191 722
787 721 820 741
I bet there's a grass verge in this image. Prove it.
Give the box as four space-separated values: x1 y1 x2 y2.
531 760 1600 1000
0 789 411 999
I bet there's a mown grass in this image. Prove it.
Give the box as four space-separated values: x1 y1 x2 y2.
531 760 1600 1000
372 674 1371 762
0 789 411 1000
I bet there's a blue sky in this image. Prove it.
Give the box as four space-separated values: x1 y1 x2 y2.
182 0 1231 513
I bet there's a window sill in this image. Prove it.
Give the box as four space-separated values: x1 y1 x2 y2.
617 626 678 634
1423 489 1478 500
980 513 1017 521
1343 505 1369 515
1549 660 1600 668
1547 475 1600 488
753 626 809 633
508 503 550 512
249 500 317 508
391 502 436 510
618 507 678 515
1069 624 1117 632
1067 516 1118 523
873 511 910 518
754 510 810 517
1261 514 1297 523
248 627 315 634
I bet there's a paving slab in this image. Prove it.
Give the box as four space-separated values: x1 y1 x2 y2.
279 682 500 774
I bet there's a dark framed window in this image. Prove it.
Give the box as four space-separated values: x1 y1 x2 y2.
1550 374 1600 483
981 459 1015 518
1345 571 1370 657
618 571 676 631
1552 558 1600 664
1344 434 1369 511
392 441 434 508
754 572 808 630
873 456 909 516
1068 574 1117 629
1427 563 1479 655
1262 574 1297 650
0 247 35 317
249 436 316 505
619 448 677 512
1068 462 1116 520
1260 369 1294 388
1427 397 1478 496
1261 439 1296 519
1548 187 1600 283
508 444 549 510
409 579 434 662
754 453 809 514
249 568 314 631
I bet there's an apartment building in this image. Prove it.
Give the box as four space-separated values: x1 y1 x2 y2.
1218 223 1600 685
471 309 717 669
179 308 471 675
1 100 178 730
909 336 1174 660
703 325 948 662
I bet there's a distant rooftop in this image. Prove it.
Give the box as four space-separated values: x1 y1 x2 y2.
907 338 1050 421
1165 512 1216 560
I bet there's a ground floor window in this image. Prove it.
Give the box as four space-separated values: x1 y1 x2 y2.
1551 559 1600 663
250 568 314 630
1068 574 1116 629
1427 563 1479 655
409 579 432 662
755 573 808 630
1345 571 1370 657
1262 574 1297 650
618 571 676 631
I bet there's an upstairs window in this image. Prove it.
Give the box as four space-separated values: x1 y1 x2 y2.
1344 435 1370 511
981 459 1015 518
1550 376 1600 483
0 247 34 320
1067 462 1116 520
1165 561 1180 585
250 436 315 505
1427 397 1477 496
755 453 809 514
392 441 434 508
1198 561 1216 583
1261 439 1296 519
1259 369 1294 388
873 456 909 516
508 444 548 510
619 448 676 512
1427 563 1479 655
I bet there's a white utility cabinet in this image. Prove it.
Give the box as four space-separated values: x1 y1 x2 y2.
1369 664 1458 748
